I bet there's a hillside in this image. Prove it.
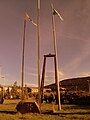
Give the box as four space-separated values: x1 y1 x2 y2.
45 76 90 92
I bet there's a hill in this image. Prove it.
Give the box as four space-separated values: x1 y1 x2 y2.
45 76 90 92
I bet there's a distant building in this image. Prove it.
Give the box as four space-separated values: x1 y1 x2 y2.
30 87 38 93
3 86 12 92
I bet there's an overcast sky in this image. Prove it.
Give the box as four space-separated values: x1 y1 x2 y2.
0 0 90 86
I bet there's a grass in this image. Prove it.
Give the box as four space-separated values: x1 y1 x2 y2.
0 99 90 120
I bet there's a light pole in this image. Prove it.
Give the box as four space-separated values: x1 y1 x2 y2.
37 0 41 112
21 14 37 100
51 4 63 110
21 18 26 100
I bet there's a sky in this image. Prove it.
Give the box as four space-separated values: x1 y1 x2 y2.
0 0 90 86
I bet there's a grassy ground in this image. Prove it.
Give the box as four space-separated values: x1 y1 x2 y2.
0 99 90 120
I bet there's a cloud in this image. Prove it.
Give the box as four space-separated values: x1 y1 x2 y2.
64 40 90 75
27 72 38 77
26 83 38 87
44 70 64 85
79 72 90 77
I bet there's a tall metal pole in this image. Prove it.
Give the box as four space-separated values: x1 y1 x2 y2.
21 19 26 100
51 4 61 110
37 0 41 112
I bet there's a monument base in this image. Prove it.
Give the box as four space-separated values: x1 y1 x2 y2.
16 100 40 114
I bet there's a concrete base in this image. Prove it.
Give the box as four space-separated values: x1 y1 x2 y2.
16 100 40 114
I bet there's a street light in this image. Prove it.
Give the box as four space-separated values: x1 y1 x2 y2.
21 13 37 100
51 4 63 111
37 0 41 112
